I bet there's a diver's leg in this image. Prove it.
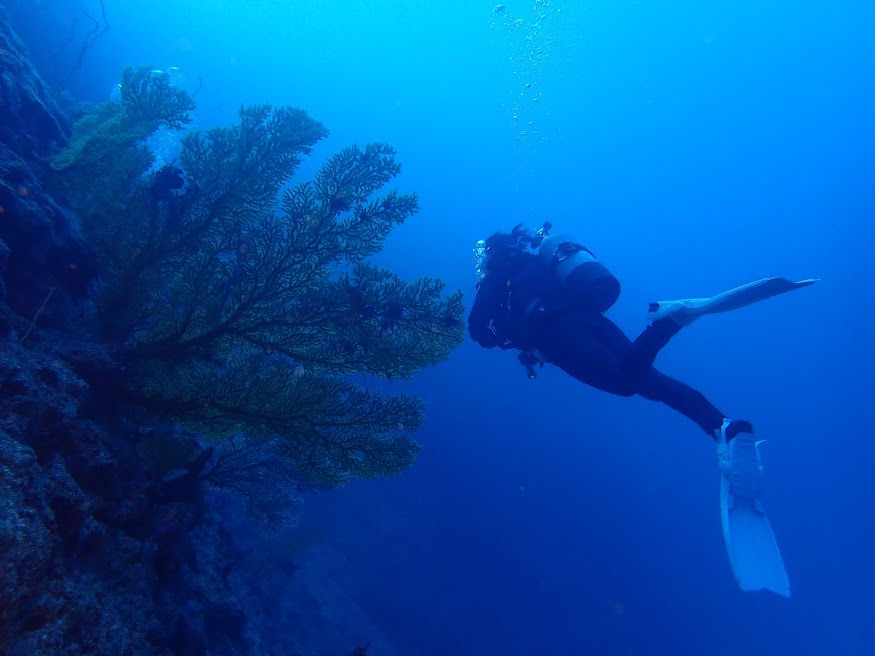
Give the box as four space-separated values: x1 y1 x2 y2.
540 314 684 397
620 317 683 381
572 313 683 371
538 313 636 395
637 368 725 437
540 312 726 438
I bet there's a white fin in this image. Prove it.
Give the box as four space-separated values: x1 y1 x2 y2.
719 432 790 597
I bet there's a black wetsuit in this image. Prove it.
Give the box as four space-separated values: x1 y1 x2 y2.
468 251 725 437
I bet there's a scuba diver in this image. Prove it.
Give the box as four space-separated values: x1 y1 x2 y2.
150 162 185 202
469 223 816 596
469 222 814 442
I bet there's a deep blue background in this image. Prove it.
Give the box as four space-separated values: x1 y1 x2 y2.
8 1 875 653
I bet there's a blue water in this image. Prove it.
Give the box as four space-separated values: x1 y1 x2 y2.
10 0 875 653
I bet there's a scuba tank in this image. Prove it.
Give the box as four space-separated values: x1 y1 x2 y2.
538 233 621 313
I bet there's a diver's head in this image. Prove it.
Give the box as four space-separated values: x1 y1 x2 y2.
473 222 553 278
484 231 521 262
473 230 523 278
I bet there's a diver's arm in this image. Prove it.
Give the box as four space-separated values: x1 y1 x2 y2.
467 276 507 349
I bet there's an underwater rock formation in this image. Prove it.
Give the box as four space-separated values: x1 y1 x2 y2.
0 7 460 655
0 6 96 327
